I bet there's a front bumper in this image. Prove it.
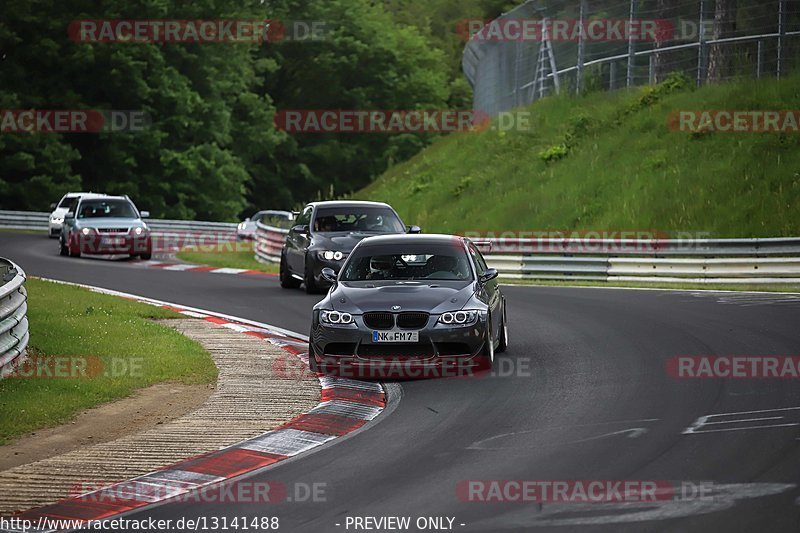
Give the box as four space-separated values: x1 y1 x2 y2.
310 314 489 378
49 222 63 237
76 234 152 255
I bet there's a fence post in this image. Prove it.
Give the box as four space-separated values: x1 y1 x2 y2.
777 0 786 79
648 55 655 85
696 0 707 87
626 0 637 87
609 61 617 90
757 40 764 78
576 0 587 95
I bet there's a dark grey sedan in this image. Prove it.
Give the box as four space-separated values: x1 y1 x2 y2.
280 200 419 294
308 234 508 378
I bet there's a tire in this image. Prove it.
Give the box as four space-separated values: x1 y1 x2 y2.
308 342 321 373
478 320 495 370
68 235 81 258
280 253 301 289
59 238 69 256
496 304 508 353
140 250 152 261
304 257 321 294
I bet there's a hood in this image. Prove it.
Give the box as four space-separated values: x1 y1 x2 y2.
329 280 476 314
76 217 146 230
51 207 70 217
311 231 391 252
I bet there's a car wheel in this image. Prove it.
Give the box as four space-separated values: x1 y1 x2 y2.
308 342 321 373
59 238 69 256
68 235 81 257
140 250 152 260
280 253 301 289
304 257 320 294
496 304 508 353
479 321 495 370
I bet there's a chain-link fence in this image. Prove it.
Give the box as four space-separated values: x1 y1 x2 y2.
463 0 800 116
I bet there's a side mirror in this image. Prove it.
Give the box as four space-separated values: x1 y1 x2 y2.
407 225 421 234
50 203 57 210
478 268 499 284
292 224 309 234
140 211 150 218
65 212 75 220
321 267 338 284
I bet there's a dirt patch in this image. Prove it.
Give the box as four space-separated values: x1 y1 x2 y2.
0 382 213 471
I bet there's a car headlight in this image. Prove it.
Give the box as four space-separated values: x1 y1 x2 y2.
81 227 92 236
320 310 354 325
133 227 145 236
51 217 64 224
237 222 247 230
438 310 480 326
318 250 344 261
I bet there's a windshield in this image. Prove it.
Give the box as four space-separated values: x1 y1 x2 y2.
313 206 404 233
341 243 472 281
77 199 137 219
58 196 78 209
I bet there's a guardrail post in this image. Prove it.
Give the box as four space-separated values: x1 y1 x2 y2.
626 0 637 87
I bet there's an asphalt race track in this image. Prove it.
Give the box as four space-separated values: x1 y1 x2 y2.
3 230 800 532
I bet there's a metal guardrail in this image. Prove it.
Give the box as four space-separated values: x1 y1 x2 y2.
0 210 237 234
0 258 28 376
483 237 800 284
251 228 800 284
254 221 289 264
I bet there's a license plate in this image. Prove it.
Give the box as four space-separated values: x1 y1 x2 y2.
101 237 125 245
372 331 419 343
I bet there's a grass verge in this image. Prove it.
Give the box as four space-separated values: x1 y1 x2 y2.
0 278 218 444
176 240 279 274
356 73 800 238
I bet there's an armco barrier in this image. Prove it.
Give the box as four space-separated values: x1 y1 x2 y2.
254 220 289 264
252 230 800 284
0 209 237 253
0 258 28 375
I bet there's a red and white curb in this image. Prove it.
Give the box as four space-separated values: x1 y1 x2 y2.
139 260 277 278
6 279 386 532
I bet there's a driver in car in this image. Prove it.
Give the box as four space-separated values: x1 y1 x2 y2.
366 256 394 280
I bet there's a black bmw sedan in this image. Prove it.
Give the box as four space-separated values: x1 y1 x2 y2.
280 201 420 294
308 234 508 378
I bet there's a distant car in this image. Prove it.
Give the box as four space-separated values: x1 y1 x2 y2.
236 210 294 240
308 234 507 377
48 192 106 238
279 201 420 294
59 195 152 260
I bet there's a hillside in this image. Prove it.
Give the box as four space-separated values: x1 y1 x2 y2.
356 74 800 238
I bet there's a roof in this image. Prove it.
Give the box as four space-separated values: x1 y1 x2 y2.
357 234 467 247
308 200 391 209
